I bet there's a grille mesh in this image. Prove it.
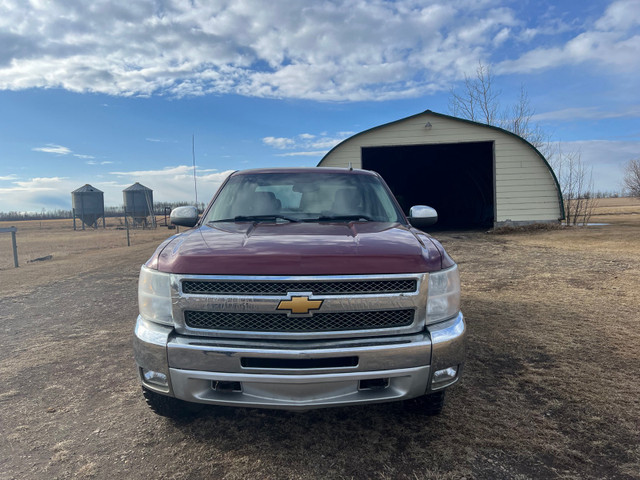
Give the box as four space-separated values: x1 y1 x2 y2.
184 309 415 332
182 279 417 296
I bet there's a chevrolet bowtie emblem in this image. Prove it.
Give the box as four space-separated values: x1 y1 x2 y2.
277 296 323 315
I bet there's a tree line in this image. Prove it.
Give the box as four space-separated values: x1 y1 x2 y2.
0 201 208 222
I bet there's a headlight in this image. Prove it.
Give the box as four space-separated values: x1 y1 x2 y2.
427 265 460 324
138 266 173 326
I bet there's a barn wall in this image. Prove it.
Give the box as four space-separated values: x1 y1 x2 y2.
319 112 562 224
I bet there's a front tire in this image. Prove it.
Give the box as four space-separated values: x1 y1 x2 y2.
142 388 204 419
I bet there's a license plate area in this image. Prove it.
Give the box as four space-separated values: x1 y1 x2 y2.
241 356 359 370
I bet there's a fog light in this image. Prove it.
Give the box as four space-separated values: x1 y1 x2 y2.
141 368 168 387
212 381 242 393
432 366 458 388
359 378 390 391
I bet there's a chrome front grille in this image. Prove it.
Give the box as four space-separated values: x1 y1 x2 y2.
184 309 415 332
171 273 428 340
181 279 417 296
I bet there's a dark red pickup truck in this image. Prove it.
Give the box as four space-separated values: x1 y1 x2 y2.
134 168 465 417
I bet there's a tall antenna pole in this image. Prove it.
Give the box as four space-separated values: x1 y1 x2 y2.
192 134 198 208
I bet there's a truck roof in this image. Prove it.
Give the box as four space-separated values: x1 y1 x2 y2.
231 167 377 176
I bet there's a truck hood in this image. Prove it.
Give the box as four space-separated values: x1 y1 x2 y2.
152 222 444 275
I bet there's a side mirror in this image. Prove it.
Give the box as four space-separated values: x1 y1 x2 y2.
408 205 438 228
170 206 199 228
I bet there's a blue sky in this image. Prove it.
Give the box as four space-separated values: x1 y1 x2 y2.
0 0 638 212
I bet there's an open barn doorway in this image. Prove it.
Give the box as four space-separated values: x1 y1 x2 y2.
362 142 495 229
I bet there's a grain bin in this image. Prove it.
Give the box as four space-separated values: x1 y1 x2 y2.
71 184 105 230
123 182 156 228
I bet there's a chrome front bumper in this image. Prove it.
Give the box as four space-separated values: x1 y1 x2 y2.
133 312 465 410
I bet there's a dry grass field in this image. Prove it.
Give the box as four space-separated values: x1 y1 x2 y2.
1 198 639 479
0 217 171 271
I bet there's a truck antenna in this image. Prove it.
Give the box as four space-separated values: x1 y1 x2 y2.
192 134 198 208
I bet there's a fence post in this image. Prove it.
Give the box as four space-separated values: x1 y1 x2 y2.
1 227 18 268
124 214 131 247
11 229 18 268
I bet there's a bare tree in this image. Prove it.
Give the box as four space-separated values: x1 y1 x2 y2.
501 85 531 138
449 63 499 125
449 63 550 150
550 149 597 225
623 158 640 197
500 86 550 152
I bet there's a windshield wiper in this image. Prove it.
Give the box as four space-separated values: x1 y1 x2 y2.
209 215 299 223
307 215 373 222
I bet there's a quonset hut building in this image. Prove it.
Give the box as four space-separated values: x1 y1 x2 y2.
318 110 564 229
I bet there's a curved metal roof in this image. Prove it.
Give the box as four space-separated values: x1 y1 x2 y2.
318 109 564 219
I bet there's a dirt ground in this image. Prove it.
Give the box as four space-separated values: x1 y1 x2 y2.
1 199 639 479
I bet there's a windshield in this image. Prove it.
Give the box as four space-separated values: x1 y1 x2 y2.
204 172 405 224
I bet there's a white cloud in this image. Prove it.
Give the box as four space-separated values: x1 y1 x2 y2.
0 176 76 212
493 27 511 46
86 159 113 166
0 167 234 212
32 143 95 159
263 131 354 156
276 151 327 157
12 177 67 189
1 1 634 101
0 0 537 101
108 165 233 205
498 0 640 74
32 144 72 155
110 165 217 177
310 137 350 150
262 137 295 149
533 105 640 121
595 0 640 31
